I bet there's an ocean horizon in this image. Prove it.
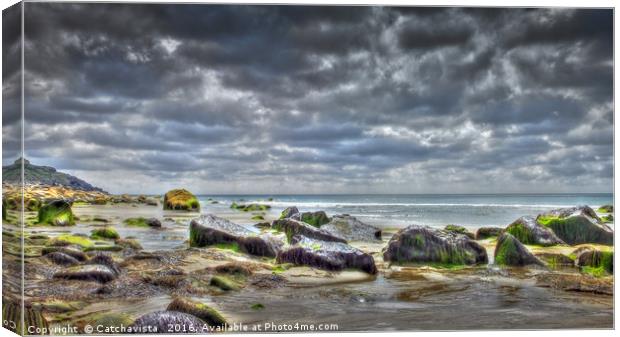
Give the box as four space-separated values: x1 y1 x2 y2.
195 193 614 229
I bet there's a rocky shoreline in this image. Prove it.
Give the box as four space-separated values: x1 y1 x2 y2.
2 185 614 333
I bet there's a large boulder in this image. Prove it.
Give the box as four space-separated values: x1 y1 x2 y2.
190 214 283 257
271 218 346 244
276 236 377 274
574 248 613 275
382 225 488 266
130 311 208 333
475 227 503 240
163 189 200 211
279 206 299 219
505 216 564 246
536 206 613 245
320 214 381 242
38 199 75 226
494 233 544 267
53 264 118 283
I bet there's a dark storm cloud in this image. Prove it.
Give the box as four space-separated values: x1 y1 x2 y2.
3 4 612 193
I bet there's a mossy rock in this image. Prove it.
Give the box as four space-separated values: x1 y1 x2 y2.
231 202 271 212
534 253 574 268
575 248 613 276
474 227 503 240
279 206 299 219
167 297 227 327
250 303 265 310
251 214 265 221
90 227 120 240
48 234 94 248
505 216 564 246
37 200 75 226
210 275 239 291
443 225 474 239
163 189 200 211
299 211 330 228
115 238 143 250
494 233 544 267
25 198 41 211
601 214 613 223
123 217 155 227
597 205 613 213
383 225 488 266
536 206 613 245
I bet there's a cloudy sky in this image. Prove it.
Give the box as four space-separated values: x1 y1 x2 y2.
2 4 613 194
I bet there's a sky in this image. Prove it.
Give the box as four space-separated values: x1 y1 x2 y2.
1 4 614 194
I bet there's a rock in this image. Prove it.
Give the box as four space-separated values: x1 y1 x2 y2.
320 214 381 241
536 206 613 245
271 218 347 244
130 311 207 333
42 247 87 261
291 211 330 227
37 199 75 226
279 206 299 219
115 238 143 250
505 216 565 246
167 297 227 327
210 275 239 291
574 248 613 275
87 253 121 275
189 214 283 257
601 214 613 223
475 226 503 240
533 253 575 267
383 225 488 266
46 252 79 266
90 226 120 240
53 265 118 283
494 233 544 267
163 189 200 211
254 222 271 229
230 202 271 212
597 205 613 213
276 236 377 274
443 224 474 239
147 218 162 228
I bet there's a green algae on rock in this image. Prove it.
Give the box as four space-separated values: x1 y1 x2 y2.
443 224 475 239
574 248 613 277
505 216 564 246
475 226 503 240
90 226 120 240
597 205 613 213
167 297 228 327
230 202 271 212
163 189 200 211
298 211 330 228
210 275 239 291
383 225 488 266
272 218 347 244
37 199 75 226
494 233 544 267
536 206 613 245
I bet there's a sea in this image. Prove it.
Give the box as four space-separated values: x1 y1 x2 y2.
197 193 614 229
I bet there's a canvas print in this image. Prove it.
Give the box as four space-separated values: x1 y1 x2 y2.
1 2 614 335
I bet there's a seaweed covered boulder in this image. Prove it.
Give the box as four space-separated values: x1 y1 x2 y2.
38 199 75 226
276 236 377 274
475 227 503 240
320 214 381 242
443 224 474 239
574 248 613 276
291 211 331 228
53 264 118 283
382 225 488 266
536 206 613 245
167 297 227 327
163 189 200 211
279 206 299 219
230 202 271 212
598 205 613 213
271 218 346 244
505 216 564 246
190 214 283 257
494 233 544 267
130 311 208 333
